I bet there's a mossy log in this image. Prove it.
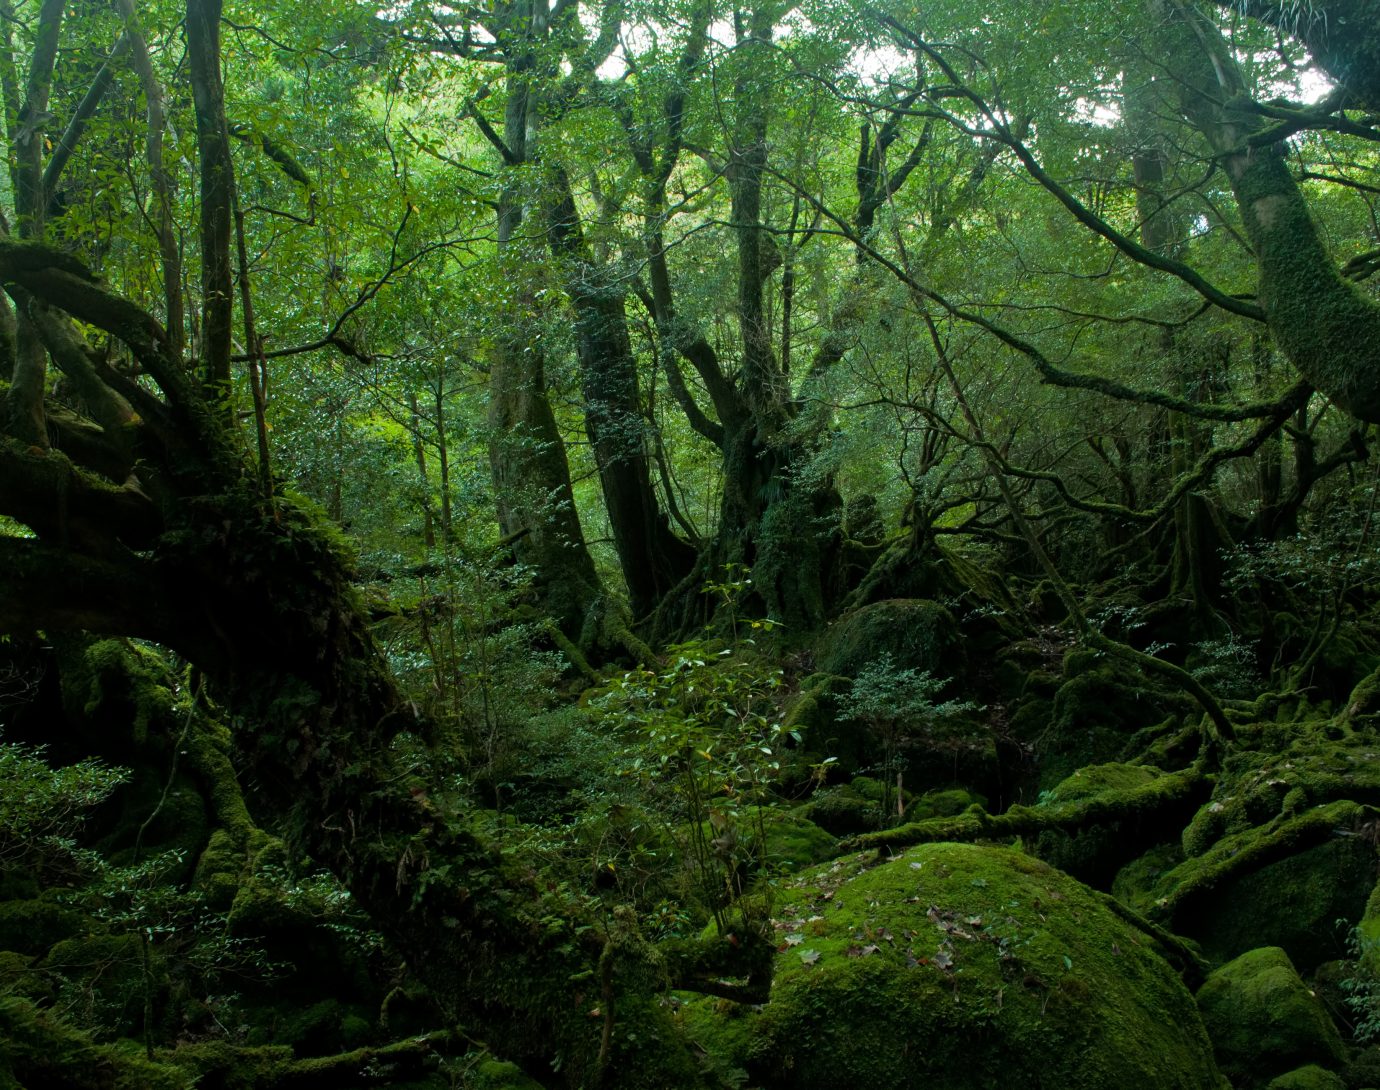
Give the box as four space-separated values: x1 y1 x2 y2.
846 762 1207 852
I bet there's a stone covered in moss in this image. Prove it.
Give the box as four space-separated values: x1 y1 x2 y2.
469 1056 546 1089
712 842 1226 1089
816 599 960 680
1033 666 1181 791
761 812 838 872
0 898 85 955
1147 722 1380 970
1265 1065 1348 1090
1035 762 1203 887
1196 947 1346 1088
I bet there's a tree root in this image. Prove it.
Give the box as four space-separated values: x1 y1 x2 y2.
845 763 1208 853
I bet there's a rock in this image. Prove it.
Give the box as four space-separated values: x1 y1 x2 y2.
816 599 960 679
695 842 1226 1089
0 899 84 955
1266 1066 1347 1090
1196 947 1346 1088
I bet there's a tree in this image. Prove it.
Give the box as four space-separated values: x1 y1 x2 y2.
0 1 761 1083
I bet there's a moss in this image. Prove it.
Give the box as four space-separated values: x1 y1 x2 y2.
782 673 858 770
470 1056 546 1089
909 787 987 820
727 842 1225 1089
796 786 882 836
1196 947 1346 1088
760 812 838 872
44 932 157 1038
1266 1066 1348 1090
1036 763 1205 887
816 599 960 680
0 996 186 1089
193 828 249 911
0 898 85 955
1113 843 1185 912
1037 667 1182 790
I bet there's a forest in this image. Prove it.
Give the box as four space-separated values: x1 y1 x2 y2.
0 0 1379 1085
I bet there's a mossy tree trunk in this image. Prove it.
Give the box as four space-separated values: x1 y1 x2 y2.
1154 0 1380 425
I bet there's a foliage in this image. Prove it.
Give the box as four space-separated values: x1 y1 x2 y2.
0 743 128 878
839 654 976 824
592 630 792 931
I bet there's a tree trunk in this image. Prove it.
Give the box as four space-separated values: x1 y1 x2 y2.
546 168 695 618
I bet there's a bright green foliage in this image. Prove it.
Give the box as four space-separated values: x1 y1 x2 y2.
1264 1067 1348 1090
839 653 976 824
593 636 792 930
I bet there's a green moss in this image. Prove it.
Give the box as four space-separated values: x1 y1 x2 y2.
1038 667 1179 790
0 898 85 955
0 996 186 1089
761 812 838 872
1265 1067 1348 1090
1196 947 1346 1088
470 1056 546 1089
782 673 858 769
1113 843 1185 912
44 932 157 1038
797 784 882 836
816 599 960 679
730 843 1225 1089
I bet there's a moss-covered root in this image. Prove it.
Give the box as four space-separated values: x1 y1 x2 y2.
169 1031 453 1088
1150 799 1374 924
847 762 1206 852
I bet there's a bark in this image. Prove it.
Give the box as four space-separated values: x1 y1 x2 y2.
482 3 606 642
547 168 695 617
187 0 235 398
1156 0 1380 424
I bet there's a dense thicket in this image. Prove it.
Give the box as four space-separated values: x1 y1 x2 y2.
0 0 1378 1086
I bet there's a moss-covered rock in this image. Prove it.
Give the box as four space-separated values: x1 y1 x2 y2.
1112 842 1186 909
700 842 1226 1089
761 812 838 872
469 1056 546 1089
782 673 859 771
796 783 883 836
1196 947 1346 1088
0 898 85 955
816 599 960 680
1034 666 1183 790
1035 762 1204 887
1266 1065 1349 1090
43 932 158 1038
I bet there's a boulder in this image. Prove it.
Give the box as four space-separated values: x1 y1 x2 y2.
1196 947 1346 1088
694 842 1227 1089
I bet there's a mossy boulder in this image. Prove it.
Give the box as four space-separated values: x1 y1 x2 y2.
1266 1065 1348 1090
761 812 838 872
709 842 1226 1089
1033 666 1182 790
781 673 860 770
816 599 960 680
43 932 159 1038
1196 947 1346 1088
1153 723 1380 971
797 783 883 836
0 898 85 955
469 1057 546 1089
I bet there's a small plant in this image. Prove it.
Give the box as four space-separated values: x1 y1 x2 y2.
840 654 976 826
0 742 128 879
1341 922 1380 1041
592 635 790 933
